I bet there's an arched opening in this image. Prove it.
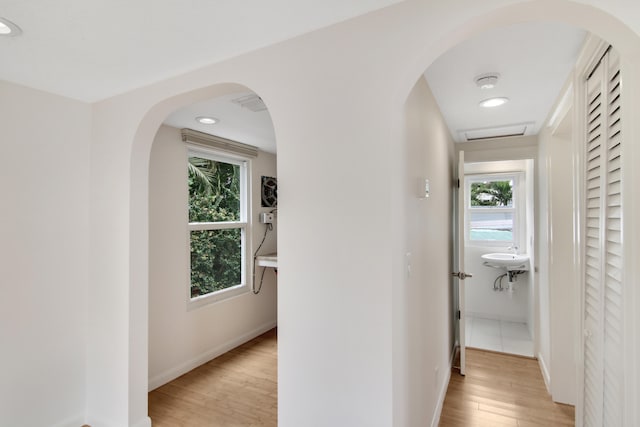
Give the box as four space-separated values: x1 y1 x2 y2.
146 85 278 419
421 18 584 380
127 82 279 426
394 1 640 105
395 1 640 425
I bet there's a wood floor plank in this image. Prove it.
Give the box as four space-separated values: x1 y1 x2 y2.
440 348 575 426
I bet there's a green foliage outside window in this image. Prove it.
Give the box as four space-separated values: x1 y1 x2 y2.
189 156 243 298
470 180 513 207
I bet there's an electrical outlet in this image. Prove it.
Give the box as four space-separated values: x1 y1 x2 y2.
259 212 274 223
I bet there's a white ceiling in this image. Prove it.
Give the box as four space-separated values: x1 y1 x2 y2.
424 22 586 143
164 92 277 153
167 21 587 153
0 0 401 102
2 3 588 152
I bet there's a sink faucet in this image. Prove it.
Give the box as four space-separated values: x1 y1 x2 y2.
508 245 519 254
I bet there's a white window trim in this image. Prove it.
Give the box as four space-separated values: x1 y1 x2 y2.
465 172 524 248
186 145 252 310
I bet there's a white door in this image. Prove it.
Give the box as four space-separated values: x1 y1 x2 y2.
581 46 624 427
453 151 472 375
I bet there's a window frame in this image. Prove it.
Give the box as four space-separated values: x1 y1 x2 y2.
465 172 522 248
186 145 251 310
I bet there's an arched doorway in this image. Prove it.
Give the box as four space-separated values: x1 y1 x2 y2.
392 2 640 425
146 86 278 423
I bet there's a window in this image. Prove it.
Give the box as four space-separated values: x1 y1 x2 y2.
188 149 249 306
466 174 519 245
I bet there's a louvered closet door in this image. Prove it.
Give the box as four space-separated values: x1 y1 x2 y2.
582 47 624 427
603 50 623 427
583 57 604 427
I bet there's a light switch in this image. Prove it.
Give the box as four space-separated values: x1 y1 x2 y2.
406 252 412 279
418 177 430 199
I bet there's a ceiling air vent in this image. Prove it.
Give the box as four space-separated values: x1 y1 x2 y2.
231 94 267 112
459 122 534 142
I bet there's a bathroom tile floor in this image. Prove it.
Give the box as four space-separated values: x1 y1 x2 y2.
465 315 534 357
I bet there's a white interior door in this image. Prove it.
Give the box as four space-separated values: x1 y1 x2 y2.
454 151 469 375
581 46 624 427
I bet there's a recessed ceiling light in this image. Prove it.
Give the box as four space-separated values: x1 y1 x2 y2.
475 73 500 89
479 97 509 108
0 18 22 36
196 116 219 125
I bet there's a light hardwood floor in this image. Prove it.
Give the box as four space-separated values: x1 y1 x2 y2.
148 332 573 427
440 348 575 426
148 329 277 427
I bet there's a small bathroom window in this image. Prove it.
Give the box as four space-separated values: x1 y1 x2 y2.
466 173 520 245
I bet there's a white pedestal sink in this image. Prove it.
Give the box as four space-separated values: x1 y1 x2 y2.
481 253 530 271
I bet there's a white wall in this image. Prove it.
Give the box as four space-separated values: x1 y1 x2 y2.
0 81 91 427
393 76 454 426
148 125 278 390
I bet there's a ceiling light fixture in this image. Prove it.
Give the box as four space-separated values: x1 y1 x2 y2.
475 73 500 89
0 17 22 36
196 116 219 125
479 97 509 108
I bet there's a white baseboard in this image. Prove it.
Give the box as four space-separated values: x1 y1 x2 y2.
82 415 151 427
148 320 277 391
132 416 152 427
537 352 551 394
82 415 110 427
466 311 527 324
430 346 455 427
50 413 84 427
